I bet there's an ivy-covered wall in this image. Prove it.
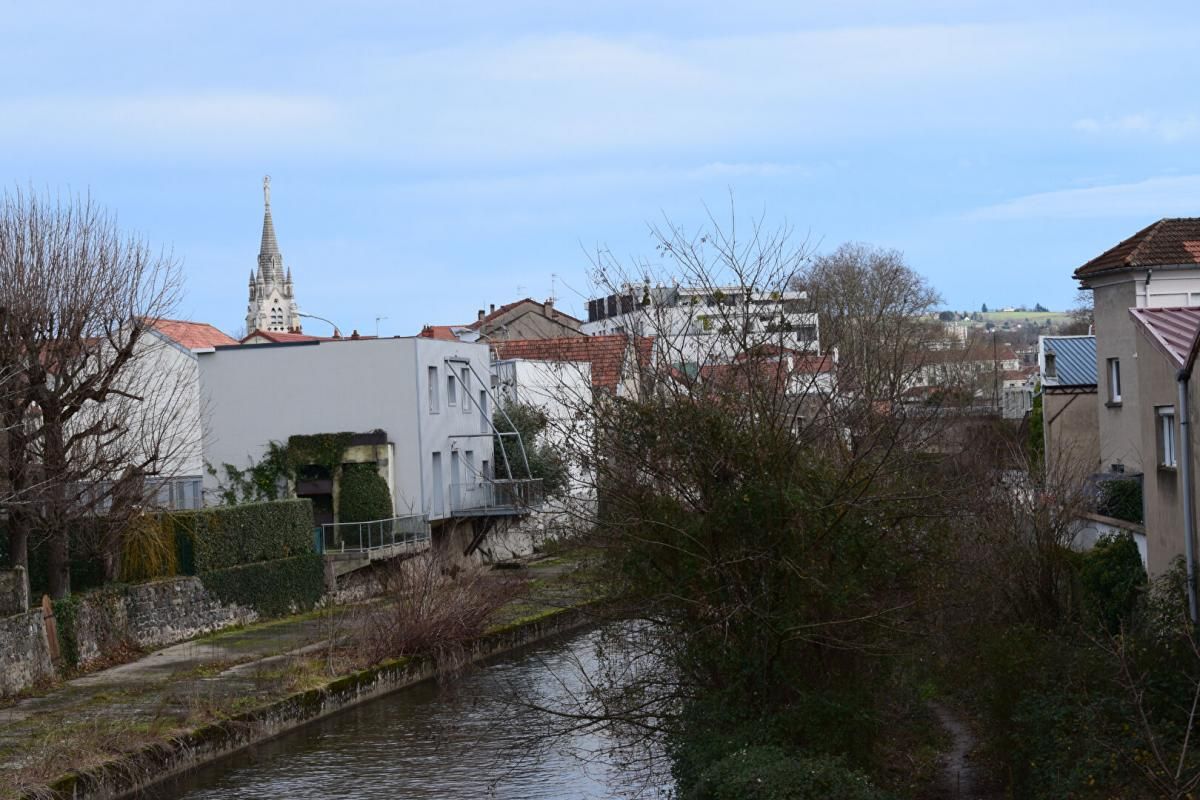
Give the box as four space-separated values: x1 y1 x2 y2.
338 463 393 523
199 554 326 618
165 498 315 574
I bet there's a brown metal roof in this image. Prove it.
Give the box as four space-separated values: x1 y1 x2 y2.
1129 307 1200 369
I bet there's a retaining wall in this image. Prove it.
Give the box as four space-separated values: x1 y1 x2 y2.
0 609 53 696
70 577 259 667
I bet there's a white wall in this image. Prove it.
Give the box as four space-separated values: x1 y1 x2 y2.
198 337 492 521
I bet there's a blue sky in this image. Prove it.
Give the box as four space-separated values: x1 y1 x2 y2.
4 1 1199 336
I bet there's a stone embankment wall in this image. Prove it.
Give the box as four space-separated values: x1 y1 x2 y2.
0 574 260 694
0 567 54 696
69 577 259 667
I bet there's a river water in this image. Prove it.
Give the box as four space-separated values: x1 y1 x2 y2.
142 626 670 799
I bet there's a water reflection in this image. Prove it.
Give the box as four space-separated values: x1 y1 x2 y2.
144 627 669 799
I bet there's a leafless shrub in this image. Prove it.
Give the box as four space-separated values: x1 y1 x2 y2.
350 553 521 672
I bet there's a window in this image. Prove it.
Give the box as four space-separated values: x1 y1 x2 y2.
1045 352 1057 379
461 367 471 413
428 366 440 413
447 371 457 406
479 389 489 433
1157 405 1177 468
1108 358 1122 404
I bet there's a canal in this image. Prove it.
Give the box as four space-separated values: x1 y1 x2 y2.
141 626 668 799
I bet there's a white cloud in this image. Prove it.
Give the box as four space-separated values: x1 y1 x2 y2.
967 175 1200 221
1074 114 1200 142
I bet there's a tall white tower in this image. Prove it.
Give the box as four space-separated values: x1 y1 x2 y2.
246 176 302 334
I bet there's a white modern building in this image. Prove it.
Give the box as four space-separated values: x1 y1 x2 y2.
581 284 818 365
197 336 540 543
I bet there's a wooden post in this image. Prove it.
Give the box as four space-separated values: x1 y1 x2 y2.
41 594 60 662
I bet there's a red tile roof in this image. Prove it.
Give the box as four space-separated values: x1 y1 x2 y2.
1129 307 1200 369
418 325 463 341
149 319 237 350
492 335 652 391
1075 218 1200 279
240 329 327 344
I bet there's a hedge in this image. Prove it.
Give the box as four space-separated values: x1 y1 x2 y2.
199 554 325 618
165 498 315 575
338 463 393 524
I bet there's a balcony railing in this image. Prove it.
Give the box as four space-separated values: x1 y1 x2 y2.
321 514 430 554
450 479 543 516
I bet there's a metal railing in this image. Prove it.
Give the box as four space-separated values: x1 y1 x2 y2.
450 478 543 514
321 514 430 554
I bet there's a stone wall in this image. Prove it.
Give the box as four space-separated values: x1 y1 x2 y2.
0 567 30 617
71 577 259 667
0 609 53 696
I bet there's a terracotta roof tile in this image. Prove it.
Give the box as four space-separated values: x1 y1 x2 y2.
149 319 237 350
1075 218 1200 279
492 335 652 392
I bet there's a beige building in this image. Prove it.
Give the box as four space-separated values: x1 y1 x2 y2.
1038 335 1099 478
1075 219 1200 476
419 298 582 343
1128 307 1200 576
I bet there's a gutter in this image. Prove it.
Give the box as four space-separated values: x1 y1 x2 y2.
1179 331 1200 622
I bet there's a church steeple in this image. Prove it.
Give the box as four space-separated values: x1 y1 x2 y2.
245 176 302 334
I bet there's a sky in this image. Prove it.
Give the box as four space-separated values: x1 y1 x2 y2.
4 1 1200 337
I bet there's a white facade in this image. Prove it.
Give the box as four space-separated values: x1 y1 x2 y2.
198 336 497 522
581 285 818 364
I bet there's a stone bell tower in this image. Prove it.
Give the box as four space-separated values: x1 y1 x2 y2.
245 176 302 334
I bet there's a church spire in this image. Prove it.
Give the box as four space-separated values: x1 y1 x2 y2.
259 175 281 263
246 175 302 334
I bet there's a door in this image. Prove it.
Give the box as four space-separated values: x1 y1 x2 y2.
431 452 444 517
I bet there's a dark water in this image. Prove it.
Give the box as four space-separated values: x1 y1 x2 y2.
143 627 668 799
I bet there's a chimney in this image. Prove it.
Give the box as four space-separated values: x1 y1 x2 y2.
350 329 360 340
478 309 485 321
544 298 554 315
490 304 496 314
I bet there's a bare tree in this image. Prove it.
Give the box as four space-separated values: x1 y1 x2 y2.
518 210 971 795
0 189 189 596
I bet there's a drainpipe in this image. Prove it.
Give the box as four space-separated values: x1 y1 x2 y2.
1179 327 1200 622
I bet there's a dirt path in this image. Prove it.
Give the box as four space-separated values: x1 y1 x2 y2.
931 702 993 799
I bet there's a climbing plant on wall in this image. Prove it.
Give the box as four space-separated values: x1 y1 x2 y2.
208 433 356 505
338 463 393 523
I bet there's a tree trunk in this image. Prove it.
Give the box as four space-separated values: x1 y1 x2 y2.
42 417 71 599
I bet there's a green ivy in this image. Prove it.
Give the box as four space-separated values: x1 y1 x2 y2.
164 498 315 574
199 554 325 618
338 463 393 523
285 432 355 474
52 594 81 668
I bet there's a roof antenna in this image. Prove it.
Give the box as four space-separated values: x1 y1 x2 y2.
375 315 388 337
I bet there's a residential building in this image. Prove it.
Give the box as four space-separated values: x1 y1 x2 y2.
580 284 819 365
245 176 302 334
491 334 654 399
197 336 539 551
1127 307 1200 575
419 298 583 343
1038 335 1099 477
1074 218 1200 475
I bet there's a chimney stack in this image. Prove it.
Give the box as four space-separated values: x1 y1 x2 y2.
544 298 554 315
478 309 485 321
490 304 496 314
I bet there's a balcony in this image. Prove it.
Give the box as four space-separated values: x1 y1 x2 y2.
451 478 543 516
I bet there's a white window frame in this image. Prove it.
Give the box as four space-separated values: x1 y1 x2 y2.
461 367 472 414
428 366 440 413
1158 405 1177 468
1108 358 1122 404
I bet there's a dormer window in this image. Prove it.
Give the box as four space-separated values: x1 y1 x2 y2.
1045 351 1057 379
